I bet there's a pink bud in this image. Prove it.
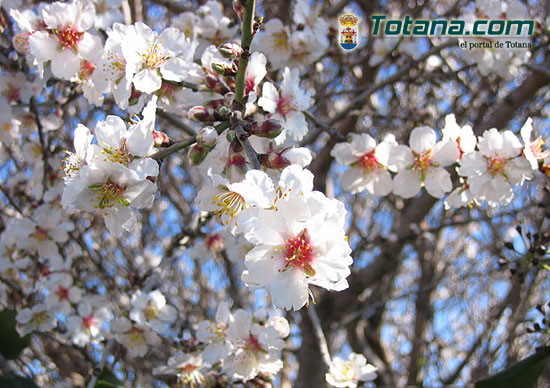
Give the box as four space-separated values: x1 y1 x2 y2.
188 106 212 122
197 126 218 147
153 131 170 146
188 143 210 165
252 119 283 139
218 42 244 59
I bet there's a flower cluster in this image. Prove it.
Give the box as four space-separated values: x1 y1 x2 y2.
61 98 160 235
253 0 329 70
460 0 531 79
193 303 289 382
93 22 200 109
198 165 353 310
332 115 544 208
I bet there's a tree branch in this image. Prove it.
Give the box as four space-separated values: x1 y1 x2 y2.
233 0 256 106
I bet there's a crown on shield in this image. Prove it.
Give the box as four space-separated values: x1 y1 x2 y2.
338 14 359 27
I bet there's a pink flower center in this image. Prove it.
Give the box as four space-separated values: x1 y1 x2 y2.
34 226 49 241
82 315 96 329
529 137 548 159
206 234 223 251
34 311 49 325
180 364 198 373
488 155 506 174
276 96 294 117
358 151 380 170
245 76 256 95
56 286 69 300
227 154 247 168
246 334 263 352
55 25 84 50
283 229 315 276
412 150 433 171
79 60 95 79
5 84 21 103
158 81 177 100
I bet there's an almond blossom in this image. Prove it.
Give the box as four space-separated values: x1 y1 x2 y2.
196 301 233 364
457 128 533 207
112 317 162 357
253 19 291 70
325 353 377 388
331 133 396 196
153 353 208 387
93 97 159 180
520 117 549 170
392 126 460 198
14 204 73 269
222 309 285 381
196 168 275 232
62 123 94 181
129 290 177 334
16 304 57 336
122 22 199 94
258 67 312 144
241 195 352 310
44 273 82 314
92 23 136 109
67 299 112 346
62 162 157 235
28 0 102 80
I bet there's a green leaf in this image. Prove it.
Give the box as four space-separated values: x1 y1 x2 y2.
94 370 124 388
0 309 30 359
0 373 39 388
475 346 550 388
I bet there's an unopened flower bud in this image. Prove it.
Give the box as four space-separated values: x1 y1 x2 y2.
217 106 231 119
204 98 225 110
197 126 218 147
211 62 228 75
257 152 291 170
188 143 210 165
205 73 230 95
251 119 283 139
224 76 236 90
188 106 212 122
223 92 235 106
225 152 248 177
218 42 243 59
153 131 170 147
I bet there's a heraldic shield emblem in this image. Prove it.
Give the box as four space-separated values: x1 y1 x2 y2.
338 14 359 50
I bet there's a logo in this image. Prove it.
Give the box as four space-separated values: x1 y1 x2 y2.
338 14 359 51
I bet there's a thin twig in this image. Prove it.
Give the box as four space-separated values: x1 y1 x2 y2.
157 110 196 136
328 40 457 126
150 138 196 160
235 124 261 169
87 339 115 388
29 97 51 195
307 305 332 367
0 185 24 215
